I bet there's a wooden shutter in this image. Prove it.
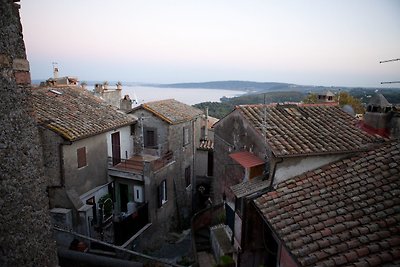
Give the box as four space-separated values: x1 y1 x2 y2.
77 147 86 168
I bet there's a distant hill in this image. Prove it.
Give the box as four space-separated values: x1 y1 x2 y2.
156 80 299 91
193 87 400 119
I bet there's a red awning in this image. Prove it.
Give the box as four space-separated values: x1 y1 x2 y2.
229 151 265 168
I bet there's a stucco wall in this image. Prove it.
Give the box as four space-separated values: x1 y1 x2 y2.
273 154 348 187
106 125 134 160
62 133 109 197
0 1 58 265
213 109 267 203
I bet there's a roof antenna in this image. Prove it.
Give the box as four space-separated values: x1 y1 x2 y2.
380 58 399 84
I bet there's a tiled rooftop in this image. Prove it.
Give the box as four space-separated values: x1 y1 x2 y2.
136 99 203 125
231 176 270 198
32 87 135 141
237 104 379 157
254 141 400 266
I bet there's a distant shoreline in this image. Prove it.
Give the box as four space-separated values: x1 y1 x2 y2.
31 79 400 93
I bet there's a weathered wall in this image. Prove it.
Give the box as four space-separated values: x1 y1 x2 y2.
39 127 65 186
140 162 177 250
213 109 267 204
106 125 134 160
0 1 58 265
195 149 208 177
63 133 109 197
273 154 348 187
169 120 199 225
131 109 169 156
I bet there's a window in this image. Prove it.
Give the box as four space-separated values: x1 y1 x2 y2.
183 127 189 146
77 147 87 168
133 185 144 203
185 166 191 187
144 128 157 148
157 180 167 208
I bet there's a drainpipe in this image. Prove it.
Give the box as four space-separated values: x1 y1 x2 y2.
269 157 284 189
204 107 209 140
192 118 196 214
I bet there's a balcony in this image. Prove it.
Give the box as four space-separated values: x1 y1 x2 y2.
108 151 174 179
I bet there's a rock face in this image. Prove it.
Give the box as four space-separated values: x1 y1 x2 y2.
0 1 58 266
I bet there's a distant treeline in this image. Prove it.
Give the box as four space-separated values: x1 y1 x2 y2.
194 88 400 119
194 91 307 119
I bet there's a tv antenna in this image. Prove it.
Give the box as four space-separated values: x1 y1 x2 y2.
380 58 399 84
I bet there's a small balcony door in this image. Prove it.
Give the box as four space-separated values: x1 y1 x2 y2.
111 132 121 166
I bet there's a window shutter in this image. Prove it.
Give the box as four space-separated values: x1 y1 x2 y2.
77 147 87 168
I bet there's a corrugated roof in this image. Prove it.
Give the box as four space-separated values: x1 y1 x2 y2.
254 141 400 266
237 104 379 157
32 87 135 141
135 99 203 124
229 151 265 168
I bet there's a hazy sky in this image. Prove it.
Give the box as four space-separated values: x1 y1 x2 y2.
21 0 399 87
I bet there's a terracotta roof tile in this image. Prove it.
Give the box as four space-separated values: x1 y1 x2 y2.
236 104 379 157
32 87 135 141
198 139 213 150
134 99 203 124
254 141 400 266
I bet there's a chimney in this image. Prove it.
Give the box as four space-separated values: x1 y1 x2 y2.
103 81 109 90
80 81 87 90
120 95 133 111
116 81 122 90
94 84 104 94
52 62 59 79
363 93 392 137
204 107 209 140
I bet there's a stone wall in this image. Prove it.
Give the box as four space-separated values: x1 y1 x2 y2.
213 109 267 204
0 1 58 266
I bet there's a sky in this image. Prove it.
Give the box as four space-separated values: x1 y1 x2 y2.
20 0 400 87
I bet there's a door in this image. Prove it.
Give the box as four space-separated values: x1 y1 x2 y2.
120 184 128 212
111 132 121 166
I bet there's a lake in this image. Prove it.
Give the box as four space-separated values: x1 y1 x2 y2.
121 85 246 105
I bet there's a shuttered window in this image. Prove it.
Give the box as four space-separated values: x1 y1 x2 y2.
77 147 87 168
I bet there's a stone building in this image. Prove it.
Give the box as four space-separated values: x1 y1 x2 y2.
93 82 124 109
212 103 379 265
361 93 400 139
31 86 136 244
253 141 400 266
129 99 203 229
0 0 58 265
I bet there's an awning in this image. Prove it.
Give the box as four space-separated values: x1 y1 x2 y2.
229 151 265 168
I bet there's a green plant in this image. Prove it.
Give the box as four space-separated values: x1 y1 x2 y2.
98 194 113 218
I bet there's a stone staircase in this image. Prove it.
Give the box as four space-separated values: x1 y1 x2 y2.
195 227 211 252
